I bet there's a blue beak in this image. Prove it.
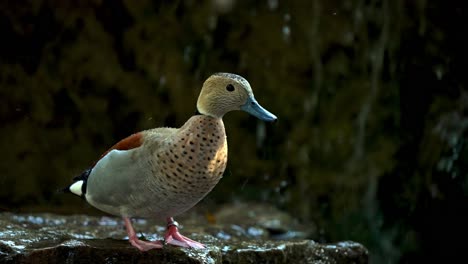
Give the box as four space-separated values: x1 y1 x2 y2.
240 97 277 122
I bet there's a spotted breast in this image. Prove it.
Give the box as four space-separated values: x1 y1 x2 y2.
147 115 227 218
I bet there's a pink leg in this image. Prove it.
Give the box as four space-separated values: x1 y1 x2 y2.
164 217 205 249
124 217 163 251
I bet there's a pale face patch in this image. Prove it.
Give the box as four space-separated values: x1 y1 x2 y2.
213 72 253 95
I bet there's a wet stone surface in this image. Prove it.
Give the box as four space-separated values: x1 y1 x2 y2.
0 204 368 263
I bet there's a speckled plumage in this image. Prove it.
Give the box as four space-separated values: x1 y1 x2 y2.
86 115 227 218
66 73 276 250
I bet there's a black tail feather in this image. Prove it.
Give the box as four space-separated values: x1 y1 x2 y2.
73 168 92 182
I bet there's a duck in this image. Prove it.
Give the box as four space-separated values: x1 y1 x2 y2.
65 72 277 251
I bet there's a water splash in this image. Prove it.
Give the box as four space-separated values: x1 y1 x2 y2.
216 231 232 240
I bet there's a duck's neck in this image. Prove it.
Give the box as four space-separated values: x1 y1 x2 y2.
173 114 227 187
177 115 227 170
179 115 226 141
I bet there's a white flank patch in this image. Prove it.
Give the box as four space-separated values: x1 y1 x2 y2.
69 180 84 196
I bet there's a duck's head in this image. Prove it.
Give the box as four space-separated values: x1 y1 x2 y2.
196 73 277 121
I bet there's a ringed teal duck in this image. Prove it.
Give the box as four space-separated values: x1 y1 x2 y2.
66 72 277 251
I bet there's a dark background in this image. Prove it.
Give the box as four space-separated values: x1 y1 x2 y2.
1 1 467 263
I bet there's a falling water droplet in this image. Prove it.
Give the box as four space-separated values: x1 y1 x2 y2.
282 13 291 42
159 76 166 86
183 46 192 63
282 25 290 42
256 122 266 148
268 0 279 10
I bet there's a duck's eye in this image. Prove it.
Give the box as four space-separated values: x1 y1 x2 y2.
226 84 235 92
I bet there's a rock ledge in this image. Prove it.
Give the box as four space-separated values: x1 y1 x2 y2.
0 207 368 264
